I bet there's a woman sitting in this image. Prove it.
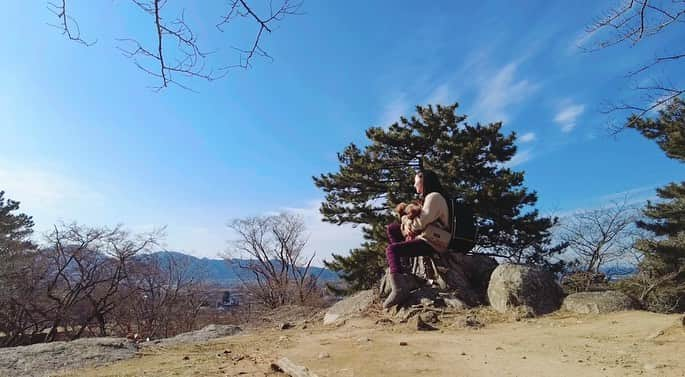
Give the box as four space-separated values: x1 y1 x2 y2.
384 169 449 308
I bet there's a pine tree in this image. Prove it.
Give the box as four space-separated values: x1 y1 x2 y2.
0 190 35 283
0 191 36 343
0 191 35 260
622 98 685 312
314 104 566 292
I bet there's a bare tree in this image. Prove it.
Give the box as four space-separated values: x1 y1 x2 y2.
0 192 217 346
47 0 303 90
578 0 685 131
225 212 323 308
0 254 50 346
40 223 162 342
558 199 645 275
114 252 210 339
620 255 685 312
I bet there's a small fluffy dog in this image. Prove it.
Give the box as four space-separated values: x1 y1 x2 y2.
395 201 422 240
395 202 421 219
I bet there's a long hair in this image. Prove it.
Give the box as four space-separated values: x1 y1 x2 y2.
418 169 444 200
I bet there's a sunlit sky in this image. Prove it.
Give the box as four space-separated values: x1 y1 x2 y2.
1 1 682 265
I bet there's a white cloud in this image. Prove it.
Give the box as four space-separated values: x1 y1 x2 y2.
426 84 450 105
554 103 585 133
471 62 540 124
567 29 594 55
504 149 534 168
281 200 366 267
0 161 109 244
519 132 536 143
0 162 104 213
598 185 659 203
548 185 659 219
379 93 410 127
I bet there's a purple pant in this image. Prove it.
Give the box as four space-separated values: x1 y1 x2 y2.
385 223 436 274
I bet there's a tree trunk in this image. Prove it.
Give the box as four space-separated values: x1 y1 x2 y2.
45 318 60 343
98 314 107 336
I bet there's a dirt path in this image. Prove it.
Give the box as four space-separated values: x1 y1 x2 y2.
59 310 685 377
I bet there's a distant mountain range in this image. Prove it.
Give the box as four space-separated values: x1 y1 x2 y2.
149 251 341 286
147 252 636 287
600 264 637 280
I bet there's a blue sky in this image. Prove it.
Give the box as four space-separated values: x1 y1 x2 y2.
1 1 683 264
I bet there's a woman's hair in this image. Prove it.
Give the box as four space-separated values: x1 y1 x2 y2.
418 169 444 198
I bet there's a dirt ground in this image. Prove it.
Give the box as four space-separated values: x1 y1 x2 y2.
57 309 685 377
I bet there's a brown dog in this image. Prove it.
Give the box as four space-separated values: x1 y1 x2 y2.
395 202 422 219
395 201 422 240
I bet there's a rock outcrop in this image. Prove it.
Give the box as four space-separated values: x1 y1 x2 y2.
148 324 242 346
487 264 563 316
563 291 639 314
0 324 243 377
323 289 375 326
0 337 137 377
380 253 498 310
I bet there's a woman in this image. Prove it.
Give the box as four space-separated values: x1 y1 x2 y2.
384 169 449 308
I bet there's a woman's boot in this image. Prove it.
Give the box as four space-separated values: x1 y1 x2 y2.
383 273 411 308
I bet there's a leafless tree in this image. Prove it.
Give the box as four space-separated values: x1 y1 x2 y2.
0 253 50 346
558 198 645 275
40 223 163 342
622 258 685 311
0 215 217 346
578 0 685 132
225 212 323 308
114 252 210 339
47 0 302 90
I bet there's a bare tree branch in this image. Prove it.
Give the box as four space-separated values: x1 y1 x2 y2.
579 0 685 132
116 0 227 91
49 1 303 90
627 52 685 77
604 84 685 134
47 0 96 46
583 0 685 51
217 0 303 69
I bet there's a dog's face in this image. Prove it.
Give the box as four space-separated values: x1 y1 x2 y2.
405 203 421 217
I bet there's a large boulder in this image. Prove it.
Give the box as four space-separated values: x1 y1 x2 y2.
487 264 563 315
563 291 639 314
323 289 375 326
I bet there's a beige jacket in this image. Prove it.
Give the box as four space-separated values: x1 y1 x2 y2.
406 192 449 252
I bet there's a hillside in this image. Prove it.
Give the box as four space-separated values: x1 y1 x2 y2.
150 251 341 286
